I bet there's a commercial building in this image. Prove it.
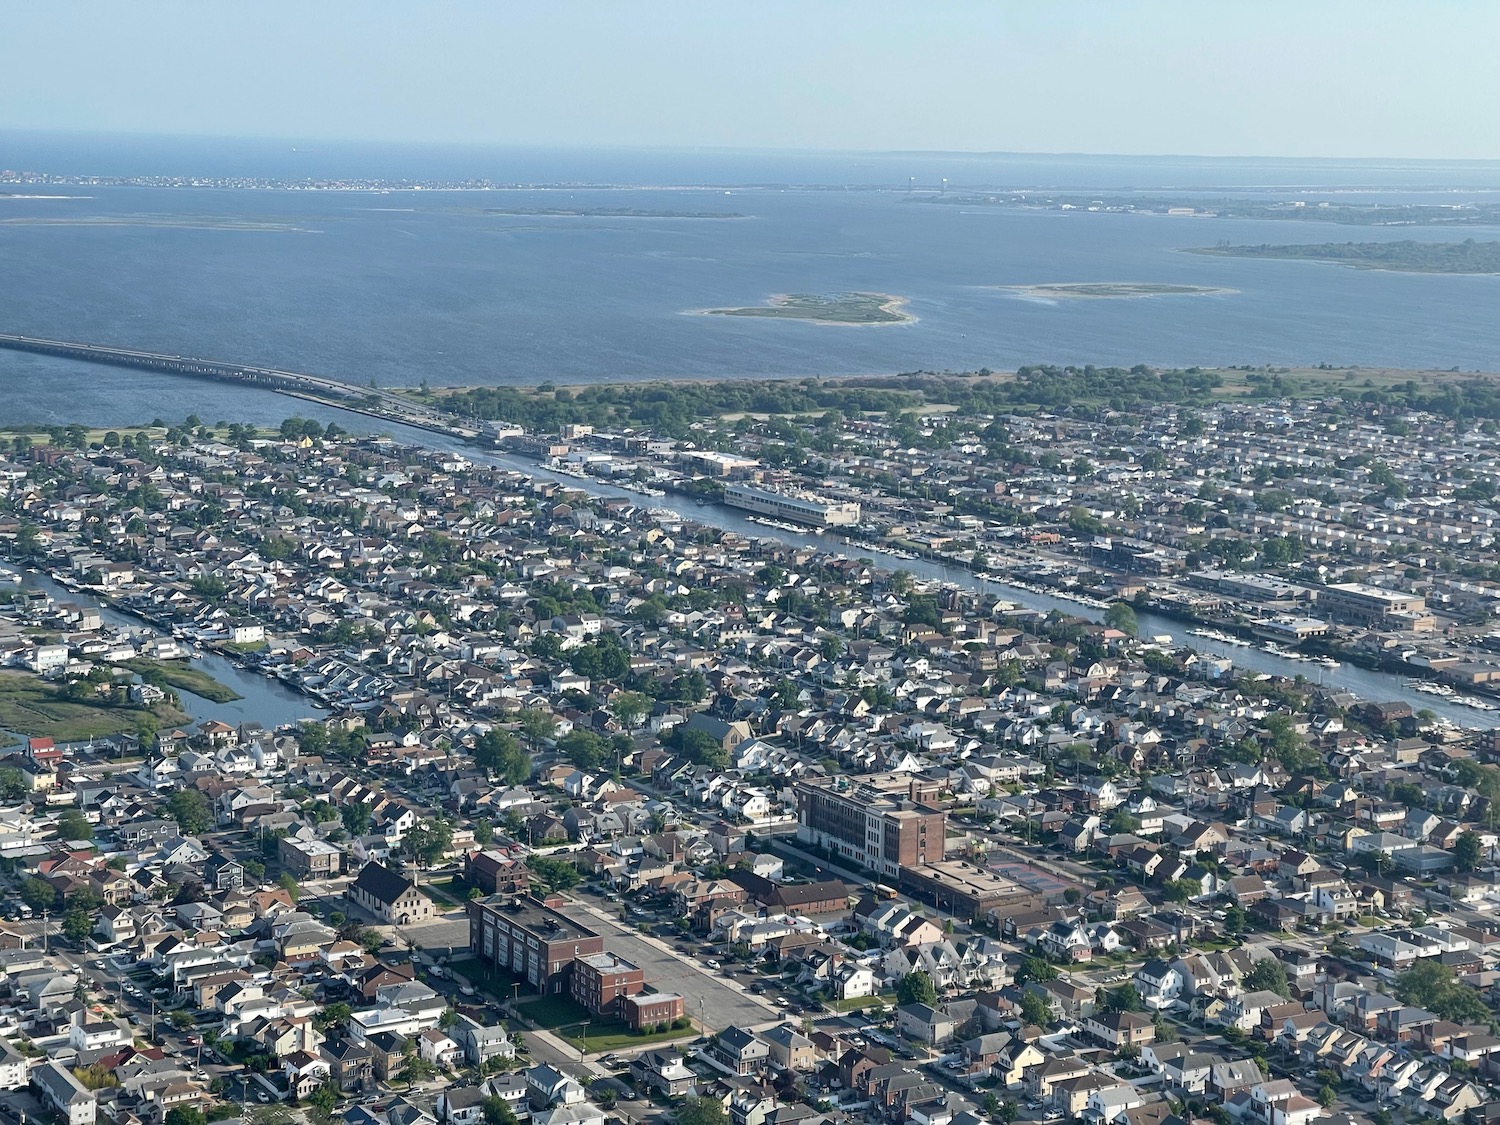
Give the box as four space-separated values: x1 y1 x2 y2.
1318 583 1426 627
570 951 645 1016
724 483 860 528
794 775 946 878
280 836 343 879
468 895 604 995
898 859 1052 922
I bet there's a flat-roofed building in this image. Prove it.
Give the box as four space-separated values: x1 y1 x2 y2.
725 483 860 527
795 775 945 878
570 951 644 1016
468 895 604 995
1319 583 1426 627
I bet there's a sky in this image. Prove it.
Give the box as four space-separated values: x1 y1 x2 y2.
5 1 1499 160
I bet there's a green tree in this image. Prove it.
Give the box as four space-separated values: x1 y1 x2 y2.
1104 601 1138 635
397 1054 439 1088
474 730 531 785
516 707 558 750
307 1083 339 1120
166 788 213 834
897 970 938 1007
62 908 93 945
529 854 582 891
341 801 372 836
278 873 301 902
1396 960 1490 1023
405 817 454 867
55 810 93 841
1454 831 1482 872
608 691 650 731
166 1109 207 1125
20 877 58 912
675 1097 728 1125
1102 983 1144 1012
483 1096 519 1125
1019 990 1053 1029
1243 958 1291 999
1017 956 1058 985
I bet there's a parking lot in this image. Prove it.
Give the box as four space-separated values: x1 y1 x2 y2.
573 899 780 1031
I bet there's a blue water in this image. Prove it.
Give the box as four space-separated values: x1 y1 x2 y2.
2 134 1499 427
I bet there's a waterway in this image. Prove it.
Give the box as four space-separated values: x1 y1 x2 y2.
391 429 1490 730
7 570 319 731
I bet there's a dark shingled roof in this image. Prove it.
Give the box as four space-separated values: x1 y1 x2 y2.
351 861 415 906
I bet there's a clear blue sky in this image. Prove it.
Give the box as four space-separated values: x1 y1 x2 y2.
6 0 1498 159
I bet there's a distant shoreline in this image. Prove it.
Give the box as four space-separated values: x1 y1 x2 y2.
995 281 1237 300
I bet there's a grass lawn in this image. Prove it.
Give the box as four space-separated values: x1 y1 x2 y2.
517 995 693 1051
125 657 243 703
833 992 895 1012
0 671 190 741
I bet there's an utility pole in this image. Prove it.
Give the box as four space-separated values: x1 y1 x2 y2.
41 909 48 954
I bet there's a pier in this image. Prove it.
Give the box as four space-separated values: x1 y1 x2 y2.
0 331 482 439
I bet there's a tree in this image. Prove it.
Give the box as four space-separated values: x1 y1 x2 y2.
1104 602 1138 636
307 1083 339 1119
516 707 558 750
165 1109 207 1125
981 1093 1001 1120
529 854 581 892
1223 905 1247 935
1454 831 1482 873
483 1096 518 1125
62 908 93 945
675 1097 728 1125
1019 990 1053 1029
398 1055 439 1088
341 801 372 836
1017 956 1057 985
1243 958 1291 999
20 877 58 912
55 810 93 842
1102 983 1144 1012
314 1002 352 1031
609 691 649 731
1317 1088 1337 1109
897 970 938 1007
1396 960 1490 1023
474 730 531 785
405 817 454 867
166 788 212 834
278 873 301 902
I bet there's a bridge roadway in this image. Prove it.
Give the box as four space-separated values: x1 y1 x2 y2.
0 332 481 438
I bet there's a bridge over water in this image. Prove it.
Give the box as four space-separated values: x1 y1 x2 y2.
0 332 479 438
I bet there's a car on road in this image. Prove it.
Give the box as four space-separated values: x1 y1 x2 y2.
705 959 721 969
774 998 788 1008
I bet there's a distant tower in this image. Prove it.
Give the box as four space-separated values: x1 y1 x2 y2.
941 178 948 195
908 176 914 193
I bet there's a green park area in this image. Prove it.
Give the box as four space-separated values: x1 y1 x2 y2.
0 671 189 742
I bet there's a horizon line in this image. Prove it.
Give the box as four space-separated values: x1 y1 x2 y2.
3 128 1499 166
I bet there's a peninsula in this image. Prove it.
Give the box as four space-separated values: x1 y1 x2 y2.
1189 239 1500 273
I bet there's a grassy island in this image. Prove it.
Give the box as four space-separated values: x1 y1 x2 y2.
1188 239 1500 273
125 657 243 704
1000 282 1235 300
697 292 914 325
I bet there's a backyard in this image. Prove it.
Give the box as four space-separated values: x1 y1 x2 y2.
516 994 694 1052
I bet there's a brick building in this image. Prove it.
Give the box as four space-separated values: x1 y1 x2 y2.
794 775 946 878
468 895 603 995
623 992 685 1031
570 951 644 1016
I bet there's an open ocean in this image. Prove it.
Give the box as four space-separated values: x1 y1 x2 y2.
2 132 1499 428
